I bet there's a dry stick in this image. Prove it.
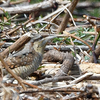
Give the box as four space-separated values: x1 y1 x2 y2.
63 31 92 51
70 37 76 56
57 0 79 34
25 76 74 86
3 43 90 51
27 3 71 28
88 75 100 80
89 26 100 62
40 3 76 32
84 15 100 63
7 18 33 36
1 18 33 37
0 54 26 90
83 32 96 35
20 89 84 94
0 33 31 58
70 73 93 84
10 0 27 5
22 81 40 89
55 53 74 76
0 0 10 7
0 0 55 15
86 16 100 21
60 1 100 8
0 42 5 47
6 14 18 22
92 32 100 63
38 3 71 33
76 1 100 8
62 5 76 26
65 25 92 32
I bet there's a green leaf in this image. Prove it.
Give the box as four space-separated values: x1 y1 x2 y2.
4 22 11 25
1 26 4 30
2 14 4 22
38 66 45 69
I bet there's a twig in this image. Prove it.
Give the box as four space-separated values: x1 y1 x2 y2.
0 32 32 58
0 41 5 47
48 84 75 90
0 0 56 15
76 1 100 9
27 3 71 28
79 47 91 58
83 32 96 35
89 27 100 62
88 74 100 80
24 76 74 85
92 32 100 63
6 18 33 36
6 14 18 22
22 80 40 89
84 15 100 63
1 18 33 38
62 5 76 26
0 0 10 7
0 54 26 90
70 73 93 84
63 31 92 51
38 3 71 33
20 89 84 94
2 43 90 51
57 0 79 34
86 16 100 21
10 0 27 5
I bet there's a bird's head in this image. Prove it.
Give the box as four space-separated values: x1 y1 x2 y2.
33 36 56 54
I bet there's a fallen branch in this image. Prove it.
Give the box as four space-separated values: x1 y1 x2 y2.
0 0 56 15
89 25 100 63
10 0 27 5
57 0 79 34
76 1 100 8
70 73 93 84
27 3 71 27
0 0 10 7
0 32 41 58
22 81 40 89
63 31 92 51
87 75 100 80
2 44 90 51
20 89 84 93
24 76 74 85
2 18 33 37
44 50 74 76
0 33 31 58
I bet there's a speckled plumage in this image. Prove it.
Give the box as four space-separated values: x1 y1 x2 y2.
7 52 42 79
2 35 56 79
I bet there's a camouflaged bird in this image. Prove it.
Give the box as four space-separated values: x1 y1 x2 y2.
1 35 56 79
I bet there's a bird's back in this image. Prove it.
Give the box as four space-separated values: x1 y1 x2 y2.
10 52 42 78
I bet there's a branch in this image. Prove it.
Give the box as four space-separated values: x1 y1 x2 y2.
0 33 31 58
0 0 55 15
63 31 92 51
57 0 79 34
70 73 93 84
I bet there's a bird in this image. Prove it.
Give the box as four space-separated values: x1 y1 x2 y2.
1 35 56 79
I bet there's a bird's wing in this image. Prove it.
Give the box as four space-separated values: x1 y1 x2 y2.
2 42 36 69
5 52 35 69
